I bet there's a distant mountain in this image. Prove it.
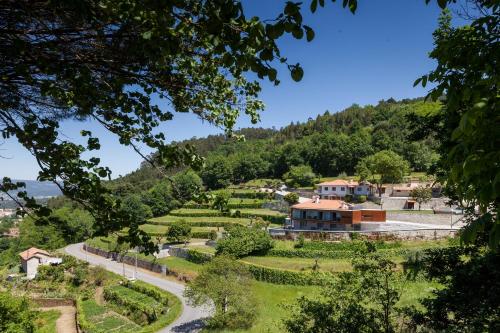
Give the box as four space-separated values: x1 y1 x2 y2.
1 179 62 199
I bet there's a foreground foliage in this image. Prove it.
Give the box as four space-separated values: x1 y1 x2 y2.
185 256 257 329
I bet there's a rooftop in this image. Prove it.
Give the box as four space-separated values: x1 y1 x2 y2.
317 179 371 187
19 247 50 261
291 199 349 210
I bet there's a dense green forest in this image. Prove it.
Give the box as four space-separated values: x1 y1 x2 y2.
110 97 440 192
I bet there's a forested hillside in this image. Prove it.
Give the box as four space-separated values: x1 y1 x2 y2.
110 97 440 192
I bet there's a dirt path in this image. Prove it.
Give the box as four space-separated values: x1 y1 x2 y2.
94 286 104 305
40 306 77 333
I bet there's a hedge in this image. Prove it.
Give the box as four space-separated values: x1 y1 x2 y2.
191 230 217 240
267 248 356 259
148 220 243 228
123 280 169 306
76 297 99 333
169 210 286 224
184 202 267 209
186 249 213 264
244 262 335 286
228 191 269 199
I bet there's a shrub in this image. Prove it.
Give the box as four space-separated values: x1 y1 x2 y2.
357 195 367 203
186 249 213 264
246 263 334 286
216 225 274 258
294 234 305 248
123 280 170 305
165 220 192 243
283 192 299 205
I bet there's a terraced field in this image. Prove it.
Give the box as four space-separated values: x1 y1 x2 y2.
80 299 139 332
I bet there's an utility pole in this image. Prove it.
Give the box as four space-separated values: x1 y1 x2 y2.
134 252 137 279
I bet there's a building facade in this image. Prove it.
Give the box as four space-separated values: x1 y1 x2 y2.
290 198 386 231
316 180 373 199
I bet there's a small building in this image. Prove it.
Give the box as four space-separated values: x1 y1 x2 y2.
2 227 19 238
19 247 62 280
290 198 386 231
316 179 372 199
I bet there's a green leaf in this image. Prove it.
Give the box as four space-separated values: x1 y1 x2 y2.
310 0 318 13
291 66 304 82
305 26 315 42
437 0 448 9
142 31 152 40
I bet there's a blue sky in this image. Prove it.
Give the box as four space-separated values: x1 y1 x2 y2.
2 0 448 180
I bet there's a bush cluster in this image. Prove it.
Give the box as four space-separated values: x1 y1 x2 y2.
185 249 213 264
246 263 334 286
123 280 170 306
216 225 274 258
191 230 217 240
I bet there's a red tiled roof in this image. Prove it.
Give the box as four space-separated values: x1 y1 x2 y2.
316 179 371 187
291 199 348 210
19 247 50 261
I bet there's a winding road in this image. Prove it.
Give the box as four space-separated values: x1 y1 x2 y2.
64 243 212 333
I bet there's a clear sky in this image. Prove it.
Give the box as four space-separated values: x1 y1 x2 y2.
1 0 449 180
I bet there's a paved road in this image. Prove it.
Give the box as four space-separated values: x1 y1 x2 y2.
65 243 212 333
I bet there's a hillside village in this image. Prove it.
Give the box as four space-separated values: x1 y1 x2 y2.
0 1 497 333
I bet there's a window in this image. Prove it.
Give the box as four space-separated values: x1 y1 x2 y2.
357 187 362 192
324 186 329 191
299 221 307 229
341 187 345 191
317 222 323 230
332 187 336 191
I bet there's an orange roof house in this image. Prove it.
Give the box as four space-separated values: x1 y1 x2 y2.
290 198 385 231
19 247 62 280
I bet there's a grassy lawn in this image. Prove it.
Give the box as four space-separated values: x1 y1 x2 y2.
183 245 217 254
36 309 60 333
170 208 285 217
205 281 320 333
157 256 203 277
150 215 252 225
241 256 355 273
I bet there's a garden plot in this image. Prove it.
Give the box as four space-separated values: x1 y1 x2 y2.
80 299 139 333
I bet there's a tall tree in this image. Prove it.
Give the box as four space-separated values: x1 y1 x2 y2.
184 256 257 329
1 0 353 251
413 4 499 246
356 150 411 197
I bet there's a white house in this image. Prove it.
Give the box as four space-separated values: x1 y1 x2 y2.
19 247 62 280
316 179 372 199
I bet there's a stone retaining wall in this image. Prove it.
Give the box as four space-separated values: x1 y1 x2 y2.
83 244 166 274
33 298 75 307
269 228 458 241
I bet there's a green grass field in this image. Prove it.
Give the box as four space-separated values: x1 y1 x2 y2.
36 309 60 333
170 208 285 217
204 281 320 333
